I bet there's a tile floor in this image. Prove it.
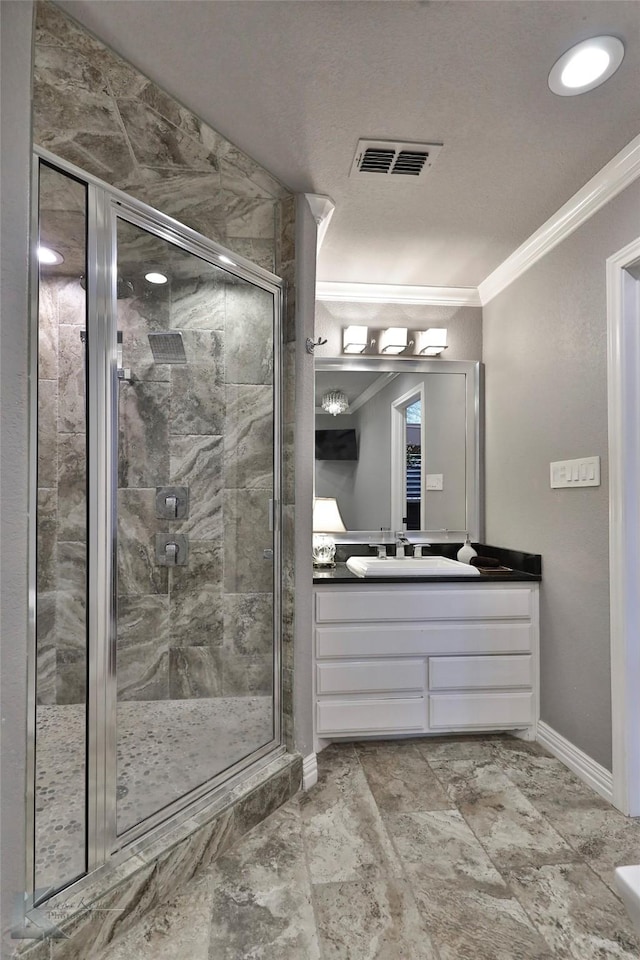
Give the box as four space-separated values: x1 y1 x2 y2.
96 735 640 959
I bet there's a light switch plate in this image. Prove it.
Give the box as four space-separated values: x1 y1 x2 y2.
426 474 444 490
550 456 600 488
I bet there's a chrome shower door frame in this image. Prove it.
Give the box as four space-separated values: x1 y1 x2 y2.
27 148 285 902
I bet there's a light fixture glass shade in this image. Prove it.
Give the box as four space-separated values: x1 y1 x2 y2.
378 327 408 354
415 328 448 356
342 325 368 354
548 36 624 96
321 390 349 415
38 245 64 265
312 497 346 567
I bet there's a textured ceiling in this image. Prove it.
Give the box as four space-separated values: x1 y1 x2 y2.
56 0 640 288
315 370 388 409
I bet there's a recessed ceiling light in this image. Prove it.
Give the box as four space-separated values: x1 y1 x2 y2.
144 271 168 284
38 245 64 265
549 36 624 96
218 254 236 266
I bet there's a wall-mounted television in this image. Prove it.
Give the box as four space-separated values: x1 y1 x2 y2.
315 428 358 461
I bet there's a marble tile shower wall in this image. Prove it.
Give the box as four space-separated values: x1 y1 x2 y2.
38 273 277 704
33 1 297 740
33 1 289 273
37 277 87 704
116 276 275 703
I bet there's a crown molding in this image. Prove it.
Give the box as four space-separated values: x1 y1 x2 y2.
316 281 481 307
305 194 335 252
479 132 640 306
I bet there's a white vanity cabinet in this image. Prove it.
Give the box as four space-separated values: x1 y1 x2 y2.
314 581 539 740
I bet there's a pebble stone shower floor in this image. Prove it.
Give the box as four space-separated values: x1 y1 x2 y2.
35 697 272 890
79 735 640 958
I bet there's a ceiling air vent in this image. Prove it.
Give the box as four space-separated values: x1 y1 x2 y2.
350 140 443 180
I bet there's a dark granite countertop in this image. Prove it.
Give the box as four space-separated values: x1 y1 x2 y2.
313 543 542 585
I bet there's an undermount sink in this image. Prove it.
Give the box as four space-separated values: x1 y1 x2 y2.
345 556 481 578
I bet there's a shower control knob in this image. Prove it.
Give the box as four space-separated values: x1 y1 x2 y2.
155 486 189 519
165 541 178 564
156 533 188 566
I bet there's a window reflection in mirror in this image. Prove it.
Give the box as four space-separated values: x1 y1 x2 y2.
314 359 482 540
405 399 421 530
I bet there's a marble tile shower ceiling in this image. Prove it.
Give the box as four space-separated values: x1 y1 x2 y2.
32 0 297 747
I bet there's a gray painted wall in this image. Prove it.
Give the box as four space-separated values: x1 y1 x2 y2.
1 2 34 952
483 178 640 772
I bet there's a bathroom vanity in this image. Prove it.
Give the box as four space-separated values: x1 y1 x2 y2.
313 549 541 742
313 356 541 743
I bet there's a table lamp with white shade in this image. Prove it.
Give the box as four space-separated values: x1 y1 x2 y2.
312 497 346 567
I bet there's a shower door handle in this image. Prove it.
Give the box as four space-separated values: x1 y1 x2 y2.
268 499 277 532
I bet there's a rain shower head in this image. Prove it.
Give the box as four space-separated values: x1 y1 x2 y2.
147 332 187 364
117 277 135 299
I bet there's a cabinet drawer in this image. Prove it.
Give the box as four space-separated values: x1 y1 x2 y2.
316 622 533 659
317 698 426 735
315 588 533 624
429 655 532 691
429 692 533 729
317 660 425 695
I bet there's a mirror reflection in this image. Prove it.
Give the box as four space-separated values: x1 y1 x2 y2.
315 359 481 537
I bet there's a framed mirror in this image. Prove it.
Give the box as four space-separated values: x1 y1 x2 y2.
314 358 483 540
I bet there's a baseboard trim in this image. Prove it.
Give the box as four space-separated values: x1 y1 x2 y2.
302 752 318 791
537 721 613 804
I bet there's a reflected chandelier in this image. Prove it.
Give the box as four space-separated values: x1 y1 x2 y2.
321 390 349 416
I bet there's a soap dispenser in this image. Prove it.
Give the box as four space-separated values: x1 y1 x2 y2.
457 534 477 564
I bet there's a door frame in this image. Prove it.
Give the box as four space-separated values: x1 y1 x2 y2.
607 234 640 816
390 383 426 530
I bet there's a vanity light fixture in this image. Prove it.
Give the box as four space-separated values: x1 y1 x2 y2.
312 497 346 568
342 325 369 354
548 36 625 96
38 245 64 265
378 327 408 355
144 271 168 284
321 390 349 416
415 328 448 356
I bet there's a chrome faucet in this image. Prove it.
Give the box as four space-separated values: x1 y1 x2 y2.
395 531 410 557
369 543 388 559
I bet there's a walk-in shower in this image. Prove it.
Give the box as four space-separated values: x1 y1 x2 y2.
29 154 283 901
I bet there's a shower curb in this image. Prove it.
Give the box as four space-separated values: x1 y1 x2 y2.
13 751 302 959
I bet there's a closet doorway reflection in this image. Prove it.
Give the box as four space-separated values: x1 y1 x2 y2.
31 154 283 900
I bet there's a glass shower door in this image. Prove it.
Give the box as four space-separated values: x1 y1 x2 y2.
113 214 279 836
33 161 89 895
